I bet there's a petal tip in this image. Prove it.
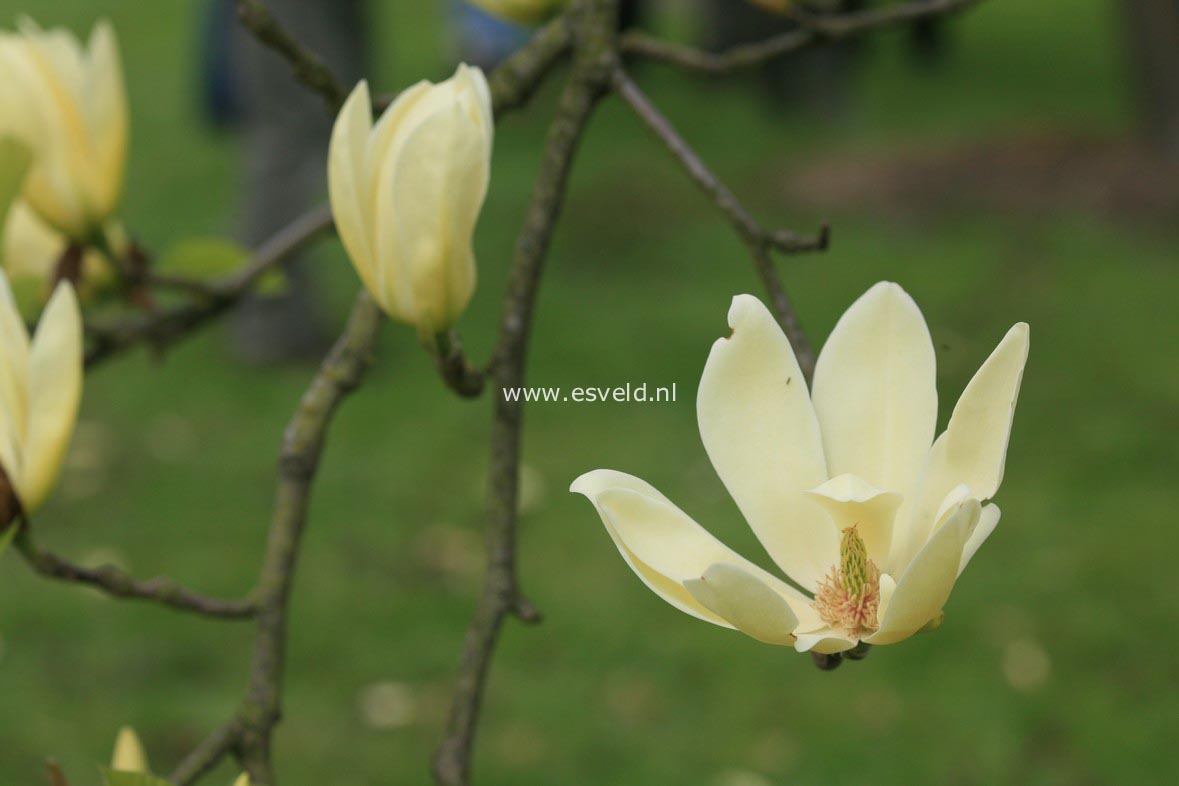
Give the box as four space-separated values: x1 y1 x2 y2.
725 293 764 327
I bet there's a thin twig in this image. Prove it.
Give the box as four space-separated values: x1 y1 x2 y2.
234 0 348 112
433 332 486 398
621 0 982 74
236 291 383 784
612 67 822 378
84 204 334 369
169 719 243 786
432 4 617 785
14 528 258 620
156 11 579 784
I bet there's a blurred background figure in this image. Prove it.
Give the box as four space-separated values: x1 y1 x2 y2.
705 0 950 115
200 0 368 363
1120 0 1179 162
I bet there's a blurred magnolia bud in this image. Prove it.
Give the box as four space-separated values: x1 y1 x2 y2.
328 65 492 336
469 0 566 25
3 201 118 297
0 18 128 242
232 775 251 786
110 726 149 773
0 269 83 520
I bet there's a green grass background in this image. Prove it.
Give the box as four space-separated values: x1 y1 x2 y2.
1 1 1176 784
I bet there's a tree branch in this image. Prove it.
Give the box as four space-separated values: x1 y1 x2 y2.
612 67 822 378
144 12 582 785
13 527 258 620
621 0 982 75
234 0 348 113
169 719 242 786
234 291 383 784
432 4 618 785
84 204 335 369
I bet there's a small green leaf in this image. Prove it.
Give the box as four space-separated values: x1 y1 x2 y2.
157 237 250 280
0 524 16 560
100 767 173 786
253 268 290 297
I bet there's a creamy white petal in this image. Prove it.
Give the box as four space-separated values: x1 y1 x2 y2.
0 270 30 486
388 100 485 332
793 630 858 655
22 281 81 511
958 503 999 576
697 294 834 590
805 473 902 566
683 562 799 645
85 20 126 216
893 324 1028 570
867 498 979 645
327 81 380 302
110 726 148 773
877 572 897 623
934 323 1029 500
571 469 808 627
811 282 936 495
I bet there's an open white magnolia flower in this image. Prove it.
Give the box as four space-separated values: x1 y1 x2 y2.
572 283 1029 654
0 268 82 519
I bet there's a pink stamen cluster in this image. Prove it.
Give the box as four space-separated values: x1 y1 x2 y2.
813 525 881 639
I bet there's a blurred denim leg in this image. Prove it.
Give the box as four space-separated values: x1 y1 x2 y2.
451 1 531 69
229 0 367 363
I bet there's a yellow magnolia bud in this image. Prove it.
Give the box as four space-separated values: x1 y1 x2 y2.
3 201 117 294
0 18 128 242
232 775 251 786
0 268 82 517
328 65 492 336
469 0 566 25
110 726 149 773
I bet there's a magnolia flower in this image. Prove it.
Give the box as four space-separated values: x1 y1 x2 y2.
572 283 1028 654
469 0 566 24
108 726 249 786
328 64 492 336
0 269 82 520
0 18 128 242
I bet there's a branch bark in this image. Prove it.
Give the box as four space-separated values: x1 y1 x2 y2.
14 527 258 620
622 0 982 75
234 0 348 113
612 67 822 378
84 204 334 369
431 3 618 784
234 291 383 784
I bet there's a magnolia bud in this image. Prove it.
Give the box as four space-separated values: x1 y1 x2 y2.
0 18 128 242
110 726 149 773
328 65 492 336
0 270 83 515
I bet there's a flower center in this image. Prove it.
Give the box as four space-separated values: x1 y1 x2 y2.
813 525 881 639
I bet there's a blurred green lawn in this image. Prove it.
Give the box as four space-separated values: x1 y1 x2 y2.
2 1 1176 785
